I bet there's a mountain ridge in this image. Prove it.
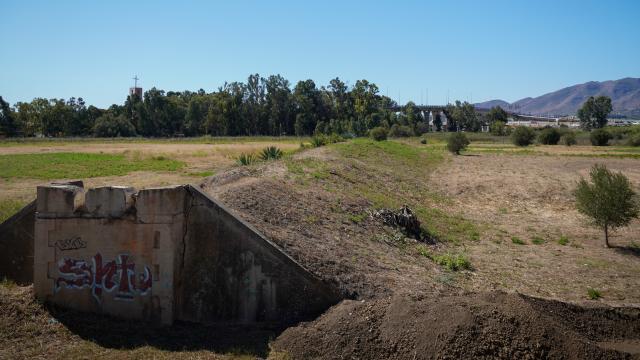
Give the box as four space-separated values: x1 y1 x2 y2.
475 78 640 117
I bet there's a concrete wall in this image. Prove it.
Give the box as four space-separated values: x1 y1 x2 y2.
0 200 36 285
176 186 340 325
31 183 340 326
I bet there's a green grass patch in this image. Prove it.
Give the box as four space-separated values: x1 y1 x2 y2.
186 170 215 177
587 288 602 300
431 252 472 271
0 199 26 223
558 235 569 246
348 212 367 224
0 153 184 180
531 236 545 245
511 236 526 245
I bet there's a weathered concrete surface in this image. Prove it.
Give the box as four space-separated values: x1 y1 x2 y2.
0 200 36 285
85 186 136 217
28 183 340 326
176 186 341 325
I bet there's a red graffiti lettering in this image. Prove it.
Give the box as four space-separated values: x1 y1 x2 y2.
55 253 152 303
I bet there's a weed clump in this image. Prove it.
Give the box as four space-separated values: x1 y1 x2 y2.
511 236 526 245
432 253 472 271
587 288 602 300
558 235 569 245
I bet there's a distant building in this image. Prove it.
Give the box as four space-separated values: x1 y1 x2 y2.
129 87 143 99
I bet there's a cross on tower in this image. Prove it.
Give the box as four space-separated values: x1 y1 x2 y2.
132 75 139 88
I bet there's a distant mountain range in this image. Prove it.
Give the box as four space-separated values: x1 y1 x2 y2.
475 77 640 117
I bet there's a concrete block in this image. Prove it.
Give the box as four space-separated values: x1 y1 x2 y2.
36 185 84 216
85 186 136 217
136 186 187 223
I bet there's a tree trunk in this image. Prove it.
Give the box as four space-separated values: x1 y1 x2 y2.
604 224 609 248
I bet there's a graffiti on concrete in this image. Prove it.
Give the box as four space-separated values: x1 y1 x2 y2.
54 236 87 251
56 253 152 302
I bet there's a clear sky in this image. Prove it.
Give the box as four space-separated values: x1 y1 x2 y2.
1 0 639 108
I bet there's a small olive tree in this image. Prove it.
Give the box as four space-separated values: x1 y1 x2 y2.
574 164 639 247
447 132 470 155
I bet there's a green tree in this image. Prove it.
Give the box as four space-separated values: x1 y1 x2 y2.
451 101 480 132
578 96 613 130
574 164 639 247
486 106 508 124
0 96 17 136
93 113 136 137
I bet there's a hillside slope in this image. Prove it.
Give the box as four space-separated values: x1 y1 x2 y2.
476 77 640 116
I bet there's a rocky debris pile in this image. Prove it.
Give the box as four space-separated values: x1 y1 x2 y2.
369 206 433 243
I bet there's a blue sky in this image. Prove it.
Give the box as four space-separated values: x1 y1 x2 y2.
1 0 639 108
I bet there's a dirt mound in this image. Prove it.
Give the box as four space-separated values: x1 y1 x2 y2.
272 291 640 359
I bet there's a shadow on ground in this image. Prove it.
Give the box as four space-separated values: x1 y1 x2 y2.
613 245 640 258
50 304 284 356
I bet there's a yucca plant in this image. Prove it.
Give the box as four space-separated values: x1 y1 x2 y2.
236 153 255 166
260 146 283 161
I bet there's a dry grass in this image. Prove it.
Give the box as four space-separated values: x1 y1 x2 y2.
429 152 640 304
0 139 301 217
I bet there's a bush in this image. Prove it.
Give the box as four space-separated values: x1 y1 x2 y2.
511 126 536 146
415 121 429 135
326 133 345 144
369 127 388 141
627 132 640 147
537 128 561 145
560 132 577 146
388 124 413 137
259 146 283 161
590 129 611 146
447 132 470 155
420 138 427 144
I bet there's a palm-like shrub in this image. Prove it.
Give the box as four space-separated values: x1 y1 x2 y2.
260 146 283 161
236 153 256 166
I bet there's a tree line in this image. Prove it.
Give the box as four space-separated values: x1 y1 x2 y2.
0 74 499 138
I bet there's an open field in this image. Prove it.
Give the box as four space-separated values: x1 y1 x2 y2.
0 137 304 221
1 136 640 358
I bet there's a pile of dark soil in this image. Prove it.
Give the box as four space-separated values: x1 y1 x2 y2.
272 291 640 359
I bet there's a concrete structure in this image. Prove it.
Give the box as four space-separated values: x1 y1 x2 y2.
28 183 339 325
0 200 36 285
